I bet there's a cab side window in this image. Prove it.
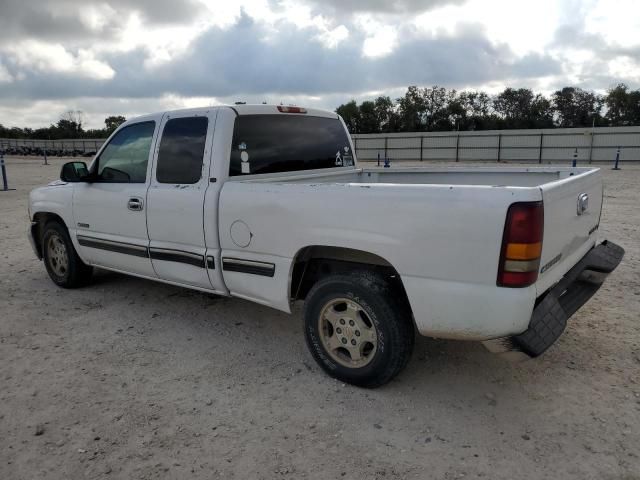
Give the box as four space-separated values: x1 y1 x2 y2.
96 122 156 183
156 117 208 184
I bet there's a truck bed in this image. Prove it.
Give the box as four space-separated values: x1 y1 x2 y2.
239 165 591 188
220 165 602 340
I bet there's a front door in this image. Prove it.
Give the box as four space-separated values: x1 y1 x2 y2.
73 117 161 277
146 109 219 290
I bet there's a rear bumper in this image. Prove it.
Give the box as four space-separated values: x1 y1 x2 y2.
484 240 624 358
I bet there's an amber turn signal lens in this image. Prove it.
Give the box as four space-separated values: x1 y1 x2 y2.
505 242 542 260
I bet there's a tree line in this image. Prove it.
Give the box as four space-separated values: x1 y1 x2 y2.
2 84 639 139
0 111 126 139
336 83 640 134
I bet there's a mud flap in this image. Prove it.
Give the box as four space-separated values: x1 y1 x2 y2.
487 240 625 358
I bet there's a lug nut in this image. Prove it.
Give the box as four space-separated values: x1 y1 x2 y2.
340 319 345 325
336 327 342 334
351 339 357 345
341 338 347 344
355 330 360 336
349 320 355 327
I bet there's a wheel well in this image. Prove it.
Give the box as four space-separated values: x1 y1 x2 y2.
32 212 67 257
290 246 412 313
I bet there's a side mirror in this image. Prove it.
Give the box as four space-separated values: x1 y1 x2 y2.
60 161 90 182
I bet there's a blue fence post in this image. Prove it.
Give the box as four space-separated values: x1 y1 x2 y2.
612 147 621 170
572 148 578 167
1 150 15 191
0 151 6 190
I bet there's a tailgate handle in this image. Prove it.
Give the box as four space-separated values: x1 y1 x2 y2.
577 193 589 215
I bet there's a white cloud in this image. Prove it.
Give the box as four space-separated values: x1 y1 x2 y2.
414 0 562 56
317 25 350 48
77 4 118 31
585 0 640 48
357 17 398 57
608 57 640 83
5 41 115 79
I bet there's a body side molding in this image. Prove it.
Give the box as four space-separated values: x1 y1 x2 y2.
77 235 149 258
222 257 275 277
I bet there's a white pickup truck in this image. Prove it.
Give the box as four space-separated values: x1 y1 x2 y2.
28 104 624 387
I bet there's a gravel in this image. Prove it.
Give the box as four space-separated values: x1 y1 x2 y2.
1 156 639 479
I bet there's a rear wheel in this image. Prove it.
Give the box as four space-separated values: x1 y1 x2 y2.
42 222 92 288
304 271 414 388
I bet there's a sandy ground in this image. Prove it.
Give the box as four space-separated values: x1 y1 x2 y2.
1 156 639 480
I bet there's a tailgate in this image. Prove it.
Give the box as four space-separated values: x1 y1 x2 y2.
536 168 602 294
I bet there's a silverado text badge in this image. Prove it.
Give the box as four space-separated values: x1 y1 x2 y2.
577 193 589 215
540 253 562 274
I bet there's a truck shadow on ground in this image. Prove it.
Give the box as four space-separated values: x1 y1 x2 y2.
85 268 561 395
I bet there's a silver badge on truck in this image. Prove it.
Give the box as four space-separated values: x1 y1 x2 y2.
577 193 589 215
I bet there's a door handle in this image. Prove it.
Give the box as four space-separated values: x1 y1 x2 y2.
127 197 144 211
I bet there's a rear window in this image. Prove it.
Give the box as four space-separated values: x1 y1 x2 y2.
229 115 354 176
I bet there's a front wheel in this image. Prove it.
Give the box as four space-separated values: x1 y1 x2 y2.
42 222 93 288
303 271 414 388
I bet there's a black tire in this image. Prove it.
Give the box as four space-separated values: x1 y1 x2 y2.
42 221 93 288
304 271 414 388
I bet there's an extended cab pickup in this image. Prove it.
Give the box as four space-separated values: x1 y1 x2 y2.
28 104 624 387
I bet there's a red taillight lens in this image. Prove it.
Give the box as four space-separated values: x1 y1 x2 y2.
277 106 307 114
497 201 544 288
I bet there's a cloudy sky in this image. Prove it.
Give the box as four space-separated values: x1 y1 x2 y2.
0 0 638 128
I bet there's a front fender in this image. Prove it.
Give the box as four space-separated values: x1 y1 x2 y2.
29 183 74 229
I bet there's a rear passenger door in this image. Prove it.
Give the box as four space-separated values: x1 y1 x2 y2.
146 109 220 290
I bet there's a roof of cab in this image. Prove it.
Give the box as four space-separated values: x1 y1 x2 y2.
120 104 339 129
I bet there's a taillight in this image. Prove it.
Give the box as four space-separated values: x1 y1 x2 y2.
497 201 544 288
277 106 307 114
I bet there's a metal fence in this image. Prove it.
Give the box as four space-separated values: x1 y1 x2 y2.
352 126 640 164
0 138 105 157
2 126 640 164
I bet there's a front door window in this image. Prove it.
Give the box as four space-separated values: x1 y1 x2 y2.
96 122 155 183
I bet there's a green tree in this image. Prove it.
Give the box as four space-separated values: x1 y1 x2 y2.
493 88 554 128
604 83 640 126
54 120 82 138
358 101 380 134
552 87 603 127
423 86 454 131
529 95 554 128
460 91 491 117
105 115 126 134
374 96 400 132
493 88 530 127
456 91 495 130
446 94 466 130
629 90 640 126
397 86 426 131
336 100 361 133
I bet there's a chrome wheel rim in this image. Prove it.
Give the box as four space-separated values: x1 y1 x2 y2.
47 234 69 277
318 298 378 368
